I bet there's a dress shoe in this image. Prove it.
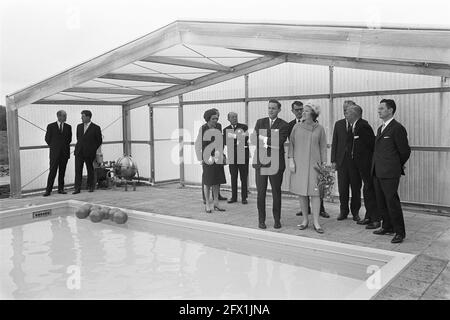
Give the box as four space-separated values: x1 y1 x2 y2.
88 188 94 193
373 228 394 235
391 234 405 243
274 222 282 229
43 192 51 197
258 222 267 229
352 215 361 222
227 199 237 204
242 199 248 204
214 206 226 212
58 190 67 194
296 211 303 216
365 221 381 229
218 195 227 201
72 190 80 194
320 211 330 218
203 200 206 205
204 208 212 214
357 218 371 225
298 222 308 230
337 213 348 221
313 224 324 234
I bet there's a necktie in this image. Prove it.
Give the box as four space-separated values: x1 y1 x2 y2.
270 119 274 128
84 124 88 134
381 123 386 133
59 123 63 133
347 122 351 133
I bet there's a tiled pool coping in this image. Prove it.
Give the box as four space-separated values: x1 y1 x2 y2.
0 199 416 300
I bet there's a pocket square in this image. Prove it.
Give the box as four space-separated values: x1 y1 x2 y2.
354 136 360 139
384 136 390 139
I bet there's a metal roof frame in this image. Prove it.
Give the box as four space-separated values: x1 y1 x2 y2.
6 20 450 111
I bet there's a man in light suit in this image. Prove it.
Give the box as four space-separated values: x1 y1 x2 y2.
252 99 289 229
43 110 72 196
73 110 102 194
371 99 411 243
223 112 249 204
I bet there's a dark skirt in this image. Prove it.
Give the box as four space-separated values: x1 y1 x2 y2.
202 162 226 186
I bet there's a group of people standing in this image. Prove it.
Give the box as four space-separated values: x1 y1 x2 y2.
43 110 102 196
332 99 411 243
196 98 411 243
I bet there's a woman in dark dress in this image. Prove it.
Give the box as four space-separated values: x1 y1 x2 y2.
195 109 226 213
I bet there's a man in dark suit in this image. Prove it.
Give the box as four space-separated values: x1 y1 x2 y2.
223 112 249 204
252 99 289 229
288 101 329 218
73 110 102 194
202 108 227 203
372 99 411 243
331 100 361 222
43 110 72 196
346 105 380 229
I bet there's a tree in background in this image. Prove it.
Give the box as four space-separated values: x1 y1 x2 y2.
0 106 6 131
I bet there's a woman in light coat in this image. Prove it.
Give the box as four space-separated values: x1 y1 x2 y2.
288 102 327 233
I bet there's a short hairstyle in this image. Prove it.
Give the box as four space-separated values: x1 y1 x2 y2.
56 110 66 117
304 101 320 121
81 110 92 118
291 101 303 108
268 99 281 109
227 112 238 120
348 104 363 117
343 100 356 108
380 99 397 115
203 109 218 122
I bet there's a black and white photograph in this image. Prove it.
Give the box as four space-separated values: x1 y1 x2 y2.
1 0 449 306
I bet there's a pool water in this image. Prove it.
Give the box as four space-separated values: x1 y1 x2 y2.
1 215 364 300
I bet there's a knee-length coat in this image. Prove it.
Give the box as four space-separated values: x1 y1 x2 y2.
288 121 327 196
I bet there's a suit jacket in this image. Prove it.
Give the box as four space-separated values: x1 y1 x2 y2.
251 117 289 171
351 118 375 172
74 122 102 159
223 123 249 164
45 122 72 160
331 118 353 169
371 119 411 178
288 118 302 138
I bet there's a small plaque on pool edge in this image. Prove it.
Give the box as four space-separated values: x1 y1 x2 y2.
32 209 52 219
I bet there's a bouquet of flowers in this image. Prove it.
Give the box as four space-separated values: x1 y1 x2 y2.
314 162 336 200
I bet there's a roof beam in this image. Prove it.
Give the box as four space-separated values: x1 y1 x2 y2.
141 56 233 72
177 20 450 68
33 100 123 105
6 21 181 110
63 87 154 96
286 53 450 77
99 73 189 85
125 54 288 110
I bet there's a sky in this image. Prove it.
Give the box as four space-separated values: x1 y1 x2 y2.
1 0 450 105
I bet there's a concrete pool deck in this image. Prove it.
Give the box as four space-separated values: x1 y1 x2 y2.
1 183 449 300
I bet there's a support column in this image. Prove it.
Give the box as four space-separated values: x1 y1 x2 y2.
439 76 450 206
6 97 21 198
122 105 131 156
328 66 335 148
149 104 155 184
244 74 249 125
178 94 185 187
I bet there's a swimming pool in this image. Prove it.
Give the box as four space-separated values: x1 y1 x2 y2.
0 200 415 299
